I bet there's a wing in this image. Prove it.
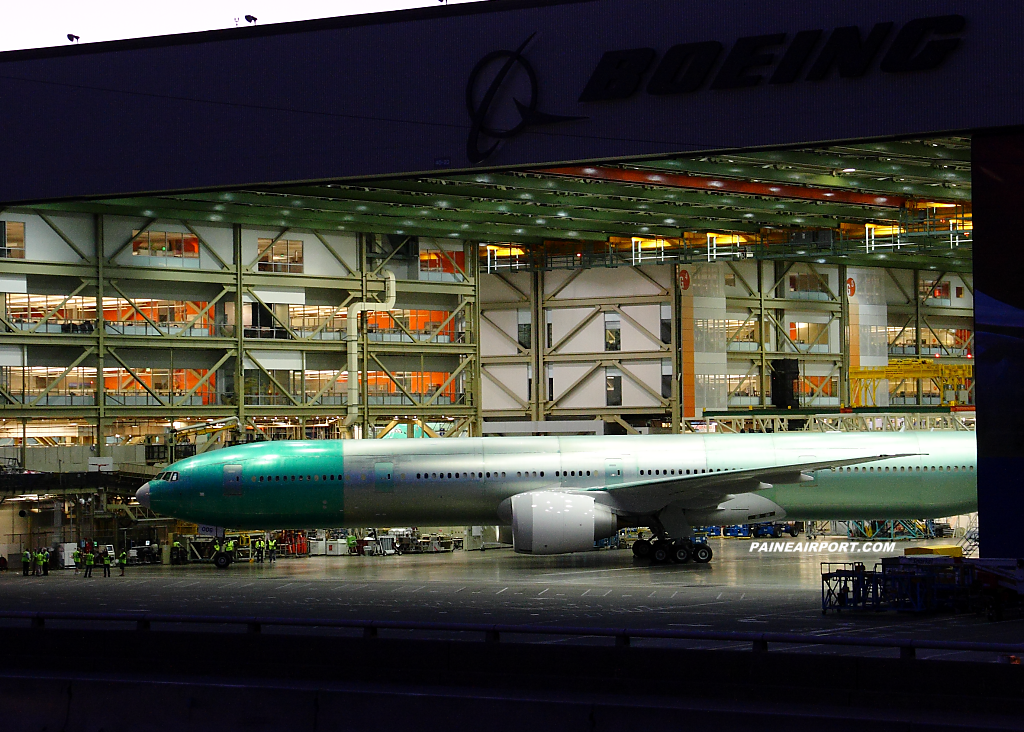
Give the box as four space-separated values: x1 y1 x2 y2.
583 453 917 514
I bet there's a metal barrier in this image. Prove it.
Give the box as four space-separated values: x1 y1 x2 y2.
2 610 1023 661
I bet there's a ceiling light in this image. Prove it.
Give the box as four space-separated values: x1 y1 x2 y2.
842 168 857 173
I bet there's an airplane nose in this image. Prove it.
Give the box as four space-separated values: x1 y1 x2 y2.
136 483 151 508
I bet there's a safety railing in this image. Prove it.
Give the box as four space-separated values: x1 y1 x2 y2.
1 610 1022 661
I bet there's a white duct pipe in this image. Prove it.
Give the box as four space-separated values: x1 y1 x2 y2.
344 271 397 428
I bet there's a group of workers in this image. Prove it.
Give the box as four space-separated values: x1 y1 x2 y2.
22 536 285 571
254 537 277 563
73 546 129 577
21 548 51 576
208 536 277 563
22 545 130 577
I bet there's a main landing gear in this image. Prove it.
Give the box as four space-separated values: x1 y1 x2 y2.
632 538 713 565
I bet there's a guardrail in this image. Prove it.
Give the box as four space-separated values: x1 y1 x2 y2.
2 610 1022 661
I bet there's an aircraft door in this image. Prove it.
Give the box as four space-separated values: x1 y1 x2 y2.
605 459 623 486
223 464 243 496
374 462 394 493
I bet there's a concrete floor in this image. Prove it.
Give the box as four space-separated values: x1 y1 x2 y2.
1 537 1019 660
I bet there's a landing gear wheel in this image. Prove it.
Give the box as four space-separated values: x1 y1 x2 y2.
692 544 713 563
632 539 652 559
670 541 691 564
213 552 231 570
651 540 671 564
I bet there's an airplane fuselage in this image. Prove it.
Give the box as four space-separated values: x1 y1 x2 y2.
141 431 977 530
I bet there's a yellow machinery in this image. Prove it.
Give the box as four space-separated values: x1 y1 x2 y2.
849 358 972 407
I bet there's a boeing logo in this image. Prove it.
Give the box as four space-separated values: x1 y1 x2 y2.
578 15 966 102
465 34 586 164
463 16 965 165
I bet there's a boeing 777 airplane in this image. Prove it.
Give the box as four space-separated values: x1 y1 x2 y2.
136 431 977 565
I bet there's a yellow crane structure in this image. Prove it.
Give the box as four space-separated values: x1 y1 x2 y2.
849 358 973 408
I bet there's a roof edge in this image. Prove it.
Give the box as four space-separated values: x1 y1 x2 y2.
0 0 597 63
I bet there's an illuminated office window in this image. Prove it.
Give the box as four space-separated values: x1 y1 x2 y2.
257 238 304 273
1 221 25 259
517 309 532 350
132 230 200 260
604 312 621 352
605 367 622 407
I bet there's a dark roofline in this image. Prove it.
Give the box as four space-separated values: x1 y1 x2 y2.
0 0 595 63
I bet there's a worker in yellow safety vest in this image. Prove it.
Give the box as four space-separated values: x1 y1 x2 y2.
119 549 128 576
22 549 31 576
102 551 111 577
84 550 95 577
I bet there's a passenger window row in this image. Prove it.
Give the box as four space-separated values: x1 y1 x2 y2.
415 471 515 479
256 474 339 482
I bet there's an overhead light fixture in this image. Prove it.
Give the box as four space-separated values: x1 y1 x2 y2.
842 168 857 173
67 34 80 43
244 15 257 23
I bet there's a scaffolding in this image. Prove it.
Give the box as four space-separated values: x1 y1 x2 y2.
847 519 935 541
850 358 973 408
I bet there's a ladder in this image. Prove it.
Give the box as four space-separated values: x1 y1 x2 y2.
958 513 979 557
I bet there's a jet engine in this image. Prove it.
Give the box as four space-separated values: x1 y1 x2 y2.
510 492 618 554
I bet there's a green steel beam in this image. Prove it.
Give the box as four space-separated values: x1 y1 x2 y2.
630 159 971 201
720 150 970 185
184 185 832 231
271 178 876 228
829 139 971 164
424 171 901 221
0 406 479 419
35 198 710 242
112 192 760 238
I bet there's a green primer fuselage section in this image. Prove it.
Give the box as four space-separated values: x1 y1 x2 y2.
147 431 977 529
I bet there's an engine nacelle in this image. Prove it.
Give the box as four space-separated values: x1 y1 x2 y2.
511 492 618 555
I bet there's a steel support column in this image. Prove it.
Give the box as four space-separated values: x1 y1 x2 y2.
234 224 245 434
532 268 543 422
839 263 850 406
670 264 681 433
95 214 106 457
